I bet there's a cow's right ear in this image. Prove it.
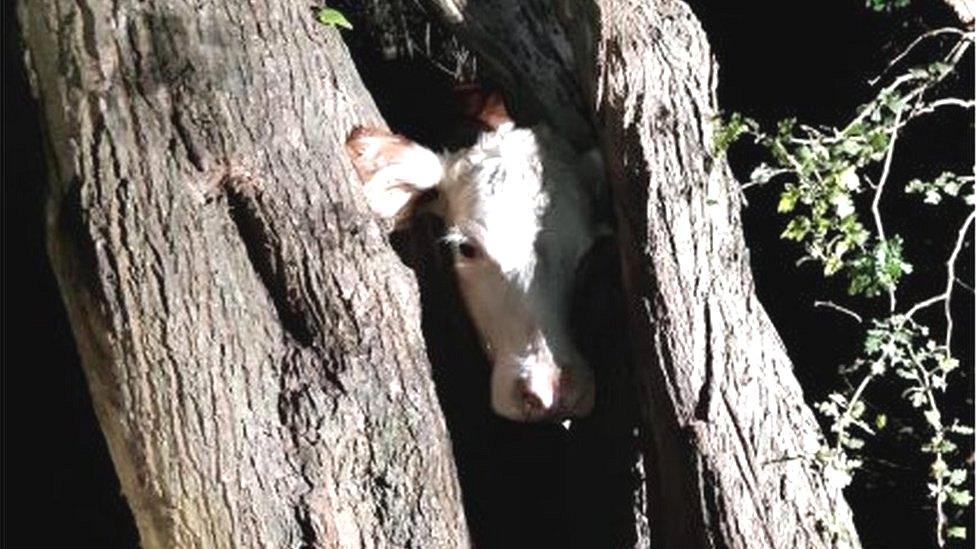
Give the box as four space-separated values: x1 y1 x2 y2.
346 127 444 219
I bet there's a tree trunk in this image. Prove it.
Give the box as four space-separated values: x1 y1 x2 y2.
17 1 468 547
564 1 863 547
20 0 865 546
422 0 864 547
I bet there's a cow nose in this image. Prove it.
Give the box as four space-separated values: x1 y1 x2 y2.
520 386 546 414
517 371 559 417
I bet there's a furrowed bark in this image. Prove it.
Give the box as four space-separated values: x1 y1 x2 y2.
20 0 867 546
426 0 594 149
562 1 863 547
419 1 652 546
421 0 864 547
18 1 468 547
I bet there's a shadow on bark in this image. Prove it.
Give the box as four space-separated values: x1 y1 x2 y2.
340 37 647 545
391 213 646 549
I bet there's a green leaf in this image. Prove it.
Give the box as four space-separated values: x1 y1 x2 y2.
843 436 865 450
949 489 973 507
865 0 910 12
947 526 967 540
831 193 855 218
905 172 971 205
838 166 861 191
776 117 796 138
846 237 912 297
824 255 843 276
713 112 755 154
950 423 974 435
778 186 801 213
782 216 811 241
316 7 353 29
948 470 968 486
906 179 925 193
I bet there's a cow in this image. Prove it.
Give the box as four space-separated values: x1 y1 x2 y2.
346 92 606 422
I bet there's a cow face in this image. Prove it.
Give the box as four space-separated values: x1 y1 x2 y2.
346 97 602 422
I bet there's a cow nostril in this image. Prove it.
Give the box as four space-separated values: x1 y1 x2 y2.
457 241 481 260
521 388 545 412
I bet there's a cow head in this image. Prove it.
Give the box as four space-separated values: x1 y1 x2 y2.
346 93 603 422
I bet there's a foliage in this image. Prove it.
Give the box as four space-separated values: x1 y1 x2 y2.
316 6 353 30
906 172 976 206
866 0 910 12
717 43 973 299
716 27 975 547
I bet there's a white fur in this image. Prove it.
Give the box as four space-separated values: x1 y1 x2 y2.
362 142 443 218
440 123 548 284
355 122 602 421
440 124 599 421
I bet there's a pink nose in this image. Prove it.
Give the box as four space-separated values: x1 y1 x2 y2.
519 384 547 413
516 374 560 419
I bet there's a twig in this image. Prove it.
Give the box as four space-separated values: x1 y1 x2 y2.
904 293 948 319
903 342 952 548
814 301 864 324
903 210 975 346
841 73 917 136
869 28 969 86
912 97 976 114
886 98 976 132
873 107 903 313
942 210 975 349
844 34 972 139
954 277 975 294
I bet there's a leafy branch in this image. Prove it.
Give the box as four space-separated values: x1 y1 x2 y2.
717 28 975 546
717 34 971 301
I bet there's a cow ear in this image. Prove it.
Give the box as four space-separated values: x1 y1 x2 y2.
346 127 445 219
477 91 512 130
455 86 512 131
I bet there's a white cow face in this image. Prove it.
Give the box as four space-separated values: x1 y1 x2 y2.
347 102 602 422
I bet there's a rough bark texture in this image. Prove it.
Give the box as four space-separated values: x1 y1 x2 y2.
21 0 868 546
563 1 863 547
418 1 654 546
18 1 469 547
416 4 652 548
427 0 594 150
422 0 865 547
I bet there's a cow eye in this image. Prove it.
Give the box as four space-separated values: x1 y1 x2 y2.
456 241 482 260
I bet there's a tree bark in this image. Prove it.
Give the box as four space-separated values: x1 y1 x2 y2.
21 0 866 546
422 0 864 547
563 1 863 547
18 1 469 547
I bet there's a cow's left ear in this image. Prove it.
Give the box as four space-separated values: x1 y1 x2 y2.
455 86 512 131
346 127 445 219
477 91 511 131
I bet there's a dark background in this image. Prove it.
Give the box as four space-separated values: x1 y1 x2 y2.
3 1 973 547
